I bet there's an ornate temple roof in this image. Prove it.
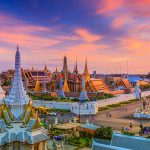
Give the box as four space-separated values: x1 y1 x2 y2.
85 78 108 93
113 77 133 89
0 101 49 145
0 122 49 145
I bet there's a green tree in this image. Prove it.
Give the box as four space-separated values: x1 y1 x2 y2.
95 126 113 140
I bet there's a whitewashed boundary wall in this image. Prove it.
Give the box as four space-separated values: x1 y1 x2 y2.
33 91 150 115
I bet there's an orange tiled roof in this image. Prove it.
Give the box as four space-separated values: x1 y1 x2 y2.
122 79 133 88
86 79 108 92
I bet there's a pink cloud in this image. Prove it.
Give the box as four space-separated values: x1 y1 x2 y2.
74 28 102 42
96 0 124 14
110 14 131 30
0 32 59 46
126 0 150 17
96 0 150 18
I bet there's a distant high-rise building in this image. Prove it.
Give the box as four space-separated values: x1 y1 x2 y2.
93 70 96 78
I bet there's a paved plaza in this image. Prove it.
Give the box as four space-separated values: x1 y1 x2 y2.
94 98 150 133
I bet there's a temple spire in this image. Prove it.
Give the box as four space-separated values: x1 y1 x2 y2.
84 57 88 74
73 57 78 74
17 44 19 51
62 55 68 77
83 57 90 82
58 77 65 98
79 77 88 101
32 66 34 70
56 66 58 72
44 64 48 71
4 45 30 119
62 72 70 92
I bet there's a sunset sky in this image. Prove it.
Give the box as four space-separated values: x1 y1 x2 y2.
0 0 150 74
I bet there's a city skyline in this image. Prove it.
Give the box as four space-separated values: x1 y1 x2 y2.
0 0 150 73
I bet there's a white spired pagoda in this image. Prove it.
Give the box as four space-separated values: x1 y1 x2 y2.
4 45 30 118
0 46 49 150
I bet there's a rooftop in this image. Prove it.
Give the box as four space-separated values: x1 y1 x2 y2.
92 132 150 150
0 121 49 145
54 122 81 130
81 123 100 131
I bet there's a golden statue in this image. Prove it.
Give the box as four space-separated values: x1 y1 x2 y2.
34 78 41 93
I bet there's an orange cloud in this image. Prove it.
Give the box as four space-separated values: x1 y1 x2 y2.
74 28 102 42
68 43 108 56
118 37 150 57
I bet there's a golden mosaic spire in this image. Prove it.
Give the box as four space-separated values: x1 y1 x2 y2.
83 57 90 82
2 103 14 121
62 73 70 92
31 117 42 130
20 101 32 121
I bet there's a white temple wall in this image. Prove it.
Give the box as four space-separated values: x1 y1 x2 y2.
33 101 72 110
33 91 150 115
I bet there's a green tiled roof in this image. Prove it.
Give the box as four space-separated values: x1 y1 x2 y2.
81 123 99 130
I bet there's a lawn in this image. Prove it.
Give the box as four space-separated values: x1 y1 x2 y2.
50 128 66 136
68 136 92 148
91 93 114 101
51 108 71 114
98 99 137 111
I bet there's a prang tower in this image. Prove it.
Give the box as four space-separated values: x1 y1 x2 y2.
4 46 29 118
